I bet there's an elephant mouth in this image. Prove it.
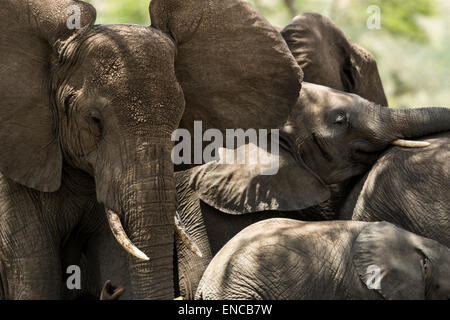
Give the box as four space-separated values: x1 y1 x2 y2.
311 132 333 162
351 148 381 164
350 138 431 165
350 141 383 165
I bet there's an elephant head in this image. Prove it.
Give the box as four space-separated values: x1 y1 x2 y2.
0 0 301 299
189 82 450 216
282 13 388 106
354 222 450 300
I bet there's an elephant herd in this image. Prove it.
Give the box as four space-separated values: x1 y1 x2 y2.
0 0 448 300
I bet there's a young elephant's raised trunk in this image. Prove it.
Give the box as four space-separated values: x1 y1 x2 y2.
383 107 450 141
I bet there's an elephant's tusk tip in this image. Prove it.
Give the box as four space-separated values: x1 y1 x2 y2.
106 209 150 262
391 139 431 148
134 249 150 261
174 211 204 258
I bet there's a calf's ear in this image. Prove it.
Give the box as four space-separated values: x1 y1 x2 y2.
353 222 429 300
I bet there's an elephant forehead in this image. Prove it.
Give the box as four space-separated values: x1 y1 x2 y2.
80 25 176 83
300 82 359 113
68 25 184 127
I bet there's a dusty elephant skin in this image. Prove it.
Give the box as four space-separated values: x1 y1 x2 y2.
0 0 186 299
281 12 450 249
173 82 450 299
0 0 302 299
196 219 450 300
340 131 450 247
75 0 305 300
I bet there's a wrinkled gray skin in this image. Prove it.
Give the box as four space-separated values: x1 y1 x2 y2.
196 219 450 300
74 8 450 298
81 82 450 299
283 12 450 248
77 0 306 300
0 0 184 300
340 132 450 247
185 11 450 300
172 83 450 299
282 13 388 106
0 0 302 299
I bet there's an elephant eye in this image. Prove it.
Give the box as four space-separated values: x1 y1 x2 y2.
64 93 75 114
420 255 432 277
88 110 104 136
334 113 347 125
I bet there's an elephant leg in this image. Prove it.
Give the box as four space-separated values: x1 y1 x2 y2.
0 176 61 299
1 255 61 300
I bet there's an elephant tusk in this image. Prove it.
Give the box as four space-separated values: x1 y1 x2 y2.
174 211 203 258
391 139 431 148
106 209 150 261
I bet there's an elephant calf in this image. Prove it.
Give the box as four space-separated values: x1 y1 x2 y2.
196 219 450 300
340 132 450 248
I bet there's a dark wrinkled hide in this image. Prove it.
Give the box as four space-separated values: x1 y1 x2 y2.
341 132 450 248
174 83 450 298
0 0 184 299
151 0 303 134
197 220 450 300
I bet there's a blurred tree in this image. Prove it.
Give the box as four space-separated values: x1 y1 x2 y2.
284 0 297 17
85 0 150 25
251 0 436 43
359 0 436 42
249 0 447 107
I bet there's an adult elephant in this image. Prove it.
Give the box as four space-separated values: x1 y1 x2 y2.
197 219 450 300
281 13 388 106
340 132 450 247
0 0 302 299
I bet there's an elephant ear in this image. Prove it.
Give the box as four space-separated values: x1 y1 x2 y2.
353 222 428 300
150 0 303 133
188 143 330 215
0 0 96 192
281 13 387 106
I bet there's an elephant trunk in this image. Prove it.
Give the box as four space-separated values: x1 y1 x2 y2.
106 143 176 300
381 106 450 143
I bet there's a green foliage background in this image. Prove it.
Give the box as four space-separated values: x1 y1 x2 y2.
86 0 449 108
